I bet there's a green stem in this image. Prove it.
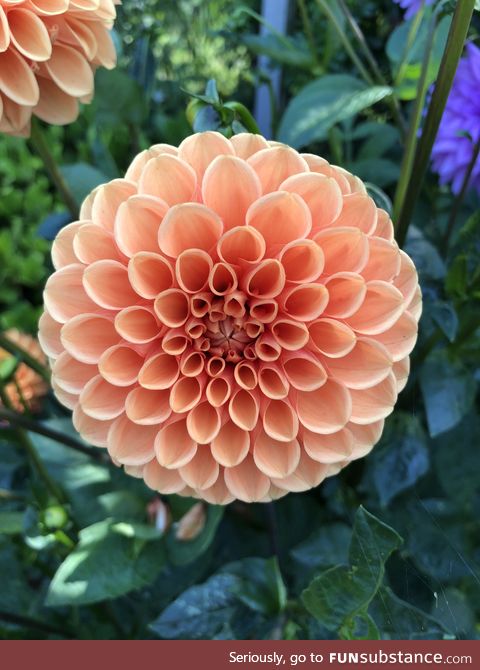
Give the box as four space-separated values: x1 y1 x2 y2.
394 4 426 86
0 390 64 502
395 0 476 248
29 118 78 218
314 0 375 86
336 0 407 136
0 406 103 460
0 332 50 383
442 135 480 253
393 14 438 223
0 610 73 637
224 102 261 134
297 0 319 66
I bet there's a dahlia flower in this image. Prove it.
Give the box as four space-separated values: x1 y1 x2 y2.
40 132 421 504
0 0 118 136
431 43 480 195
393 0 434 19
0 329 48 412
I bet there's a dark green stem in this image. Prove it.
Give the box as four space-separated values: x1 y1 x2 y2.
393 14 438 223
0 406 103 460
395 0 476 247
297 0 319 66
442 135 480 253
224 102 261 134
314 0 374 85
0 332 50 383
29 118 78 218
336 0 407 136
1 390 64 502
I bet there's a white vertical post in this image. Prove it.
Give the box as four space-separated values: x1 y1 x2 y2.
253 0 290 139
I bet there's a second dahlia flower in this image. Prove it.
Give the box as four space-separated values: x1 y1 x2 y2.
0 0 118 136
40 132 421 504
0 329 48 412
431 43 480 195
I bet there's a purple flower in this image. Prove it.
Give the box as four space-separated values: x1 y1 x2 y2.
393 0 435 19
431 43 480 195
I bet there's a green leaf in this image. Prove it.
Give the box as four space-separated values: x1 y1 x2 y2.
370 587 447 639
242 33 314 69
46 519 166 606
0 510 24 534
277 75 392 149
0 355 18 382
0 538 40 615
302 507 402 633
60 163 108 207
371 413 430 507
387 14 452 101
166 504 224 566
348 159 400 188
428 300 459 342
433 413 480 506
149 573 242 639
419 349 476 437
224 557 287 615
94 69 147 126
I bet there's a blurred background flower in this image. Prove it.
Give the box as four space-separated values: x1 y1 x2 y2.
0 0 118 136
392 0 435 19
0 329 47 412
431 42 480 195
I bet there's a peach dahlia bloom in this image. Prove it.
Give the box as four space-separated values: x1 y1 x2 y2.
0 0 118 136
39 132 422 504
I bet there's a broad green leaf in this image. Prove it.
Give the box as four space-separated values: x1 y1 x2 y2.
370 587 447 639
302 507 402 633
387 14 452 101
0 538 40 615
60 164 108 207
433 413 480 506
242 33 314 68
166 504 224 566
46 519 166 606
277 75 392 149
372 413 429 507
223 557 287 615
94 69 147 126
419 349 476 437
428 300 459 342
291 523 351 570
0 510 24 534
149 573 242 639
348 158 400 188
405 226 446 280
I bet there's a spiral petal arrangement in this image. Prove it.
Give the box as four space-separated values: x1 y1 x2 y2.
0 0 118 136
40 132 422 504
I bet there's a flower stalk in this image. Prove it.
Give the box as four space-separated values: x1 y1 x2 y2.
29 118 78 218
395 0 476 247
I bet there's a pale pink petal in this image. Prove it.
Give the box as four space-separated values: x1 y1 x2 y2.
303 427 354 464
296 379 352 434
202 155 261 231
178 131 234 180
246 191 312 251
224 455 270 502
278 239 324 283
158 203 223 258
138 155 197 205
248 146 309 193
308 318 356 358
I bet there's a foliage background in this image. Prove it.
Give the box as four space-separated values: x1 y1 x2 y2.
0 0 479 640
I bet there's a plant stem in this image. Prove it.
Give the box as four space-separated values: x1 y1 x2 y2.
395 0 476 247
1 390 64 502
0 406 103 460
29 118 78 218
0 332 50 383
224 102 261 134
442 136 480 253
393 14 438 223
0 610 73 637
314 0 375 86
297 0 319 66
394 4 425 87
265 502 281 561
336 0 407 136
